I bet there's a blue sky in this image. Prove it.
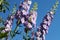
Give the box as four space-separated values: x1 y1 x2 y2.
0 0 60 40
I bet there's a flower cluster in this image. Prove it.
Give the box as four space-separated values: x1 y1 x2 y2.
1 15 14 33
35 11 54 40
0 0 59 40
1 0 37 33
15 0 37 29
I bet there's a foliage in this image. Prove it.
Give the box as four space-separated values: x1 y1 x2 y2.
0 0 9 13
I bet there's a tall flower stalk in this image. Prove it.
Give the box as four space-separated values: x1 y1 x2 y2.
35 1 59 40
0 0 59 40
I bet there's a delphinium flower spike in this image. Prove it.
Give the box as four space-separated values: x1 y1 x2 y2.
1 4 17 33
36 1 59 40
1 15 14 33
23 2 37 31
22 2 38 40
0 4 17 33
10 0 32 38
0 15 15 39
28 2 38 28
15 0 32 25
14 1 32 34
30 2 38 40
0 4 17 39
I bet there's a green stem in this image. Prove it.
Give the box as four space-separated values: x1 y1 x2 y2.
14 26 19 33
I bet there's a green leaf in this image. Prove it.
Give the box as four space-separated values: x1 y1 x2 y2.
0 27 5 31
4 5 9 10
11 4 17 14
2 6 6 13
0 5 2 12
3 1 10 6
0 32 8 38
0 0 3 5
0 0 9 13
0 17 4 23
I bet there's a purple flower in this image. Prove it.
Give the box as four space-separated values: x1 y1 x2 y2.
24 21 32 29
36 31 41 37
36 37 42 40
35 11 54 40
15 10 21 19
19 0 32 15
27 22 32 28
28 11 37 27
1 15 14 33
22 10 28 15
21 17 25 24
